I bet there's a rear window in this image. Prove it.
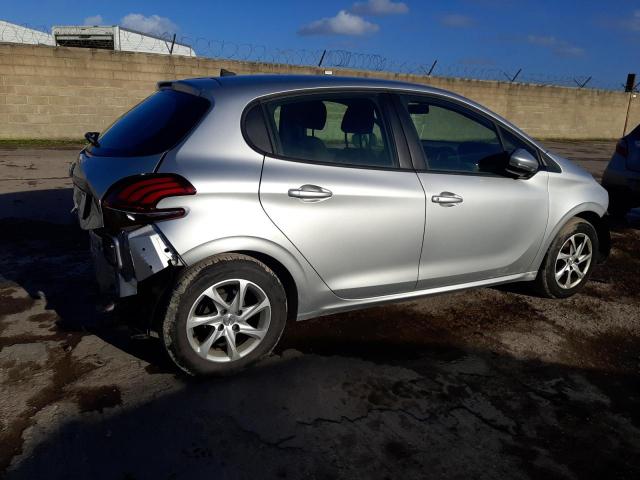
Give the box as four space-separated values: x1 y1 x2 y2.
88 89 210 157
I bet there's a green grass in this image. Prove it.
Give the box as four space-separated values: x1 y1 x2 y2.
0 138 86 148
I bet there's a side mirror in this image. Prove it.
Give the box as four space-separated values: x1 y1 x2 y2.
507 148 538 178
84 131 100 147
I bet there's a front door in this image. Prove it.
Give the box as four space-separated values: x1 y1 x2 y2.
396 95 549 288
259 92 425 299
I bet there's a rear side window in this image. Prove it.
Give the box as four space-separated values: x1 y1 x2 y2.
244 104 273 153
88 89 210 157
263 94 396 169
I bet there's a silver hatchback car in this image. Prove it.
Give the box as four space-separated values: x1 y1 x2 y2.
71 75 610 375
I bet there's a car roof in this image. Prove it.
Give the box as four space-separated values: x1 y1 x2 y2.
177 74 451 99
217 73 436 91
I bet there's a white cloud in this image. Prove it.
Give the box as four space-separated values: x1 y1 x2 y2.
120 13 178 36
83 15 103 26
439 14 474 27
527 35 585 57
351 0 408 16
298 10 379 36
621 9 640 32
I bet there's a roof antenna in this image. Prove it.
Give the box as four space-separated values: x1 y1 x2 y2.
220 68 236 77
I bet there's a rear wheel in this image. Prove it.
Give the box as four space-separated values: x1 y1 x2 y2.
534 218 598 298
161 254 287 376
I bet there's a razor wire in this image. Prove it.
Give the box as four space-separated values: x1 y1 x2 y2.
117 30 623 91
0 21 622 91
0 20 55 46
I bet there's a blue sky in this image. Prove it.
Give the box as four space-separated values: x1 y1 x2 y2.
3 0 639 89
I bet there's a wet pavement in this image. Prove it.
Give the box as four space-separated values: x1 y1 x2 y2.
0 141 639 479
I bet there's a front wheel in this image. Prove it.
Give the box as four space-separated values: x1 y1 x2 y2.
161 254 287 376
534 217 598 298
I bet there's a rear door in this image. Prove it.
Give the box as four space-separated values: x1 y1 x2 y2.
395 94 549 289
258 92 425 299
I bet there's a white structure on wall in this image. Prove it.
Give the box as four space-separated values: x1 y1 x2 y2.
0 20 55 45
0 20 196 57
52 26 196 57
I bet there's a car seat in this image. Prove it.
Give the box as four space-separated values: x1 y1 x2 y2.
279 101 328 160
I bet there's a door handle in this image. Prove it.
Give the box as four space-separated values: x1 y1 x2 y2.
288 184 333 201
431 191 463 206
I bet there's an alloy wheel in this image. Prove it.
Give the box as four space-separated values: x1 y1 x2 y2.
554 233 593 289
185 279 271 362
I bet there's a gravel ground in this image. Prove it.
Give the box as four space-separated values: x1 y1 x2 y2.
0 141 639 479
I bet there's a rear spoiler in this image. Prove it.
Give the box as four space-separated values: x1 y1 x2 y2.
157 81 202 97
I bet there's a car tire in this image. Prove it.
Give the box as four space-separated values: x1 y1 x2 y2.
534 217 599 299
160 253 287 376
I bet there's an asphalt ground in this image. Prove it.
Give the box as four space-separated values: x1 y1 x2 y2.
1 140 639 479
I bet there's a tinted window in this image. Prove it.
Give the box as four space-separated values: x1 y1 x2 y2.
88 89 210 157
500 127 538 159
244 104 272 153
265 94 395 168
404 99 504 175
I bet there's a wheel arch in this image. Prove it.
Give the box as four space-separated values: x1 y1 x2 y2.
180 236 313 322
574 210 611 262
233 250 298 322
532 203 610 271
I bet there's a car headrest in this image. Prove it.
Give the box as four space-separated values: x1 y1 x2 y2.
341 101 375 134
280 101 327 130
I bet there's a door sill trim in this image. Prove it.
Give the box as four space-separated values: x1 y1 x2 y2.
298 271 537 320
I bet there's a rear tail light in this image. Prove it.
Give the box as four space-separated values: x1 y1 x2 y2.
615 138 629 158
102 174 196 227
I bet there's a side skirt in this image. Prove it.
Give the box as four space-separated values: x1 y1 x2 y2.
296 271 538 321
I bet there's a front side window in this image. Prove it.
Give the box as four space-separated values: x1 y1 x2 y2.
264 94 396 168
403 98 505 175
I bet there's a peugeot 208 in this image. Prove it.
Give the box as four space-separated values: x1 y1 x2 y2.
71 75 610 375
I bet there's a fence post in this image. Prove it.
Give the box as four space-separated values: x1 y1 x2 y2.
426 59 437 76
318 49 327 67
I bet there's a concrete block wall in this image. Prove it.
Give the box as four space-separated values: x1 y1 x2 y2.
0 42 638 140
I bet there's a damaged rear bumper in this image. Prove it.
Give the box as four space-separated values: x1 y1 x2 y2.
89 224 183 299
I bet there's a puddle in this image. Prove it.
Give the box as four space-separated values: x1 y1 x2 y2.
73 385 123 413
0 289 34 319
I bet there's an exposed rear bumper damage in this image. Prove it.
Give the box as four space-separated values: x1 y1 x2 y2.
89 225 183 299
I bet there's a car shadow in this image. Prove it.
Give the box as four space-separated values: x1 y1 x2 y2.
0 189 168 367
0 188 75 225
1 188 640 479
5 338 640 479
